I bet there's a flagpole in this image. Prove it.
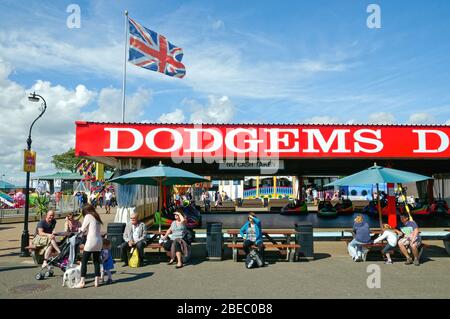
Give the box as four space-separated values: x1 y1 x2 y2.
121 10 129 123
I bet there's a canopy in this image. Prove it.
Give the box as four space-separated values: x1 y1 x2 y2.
108 163 209 186
324 164 431 187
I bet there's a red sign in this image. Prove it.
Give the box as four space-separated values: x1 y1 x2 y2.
75 122 450 159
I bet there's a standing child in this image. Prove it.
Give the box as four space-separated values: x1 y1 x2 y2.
101 238 114 284
373 224 398 264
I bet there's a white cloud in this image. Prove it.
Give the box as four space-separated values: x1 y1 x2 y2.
187 95 235 123
158 108 186 123
0 61 151 184
368 112 396 124
445 119 450 125
212 19 225 30
305 116 340 124
81 87 151 123
408 112 435 124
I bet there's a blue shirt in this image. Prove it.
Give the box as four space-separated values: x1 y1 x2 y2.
240 217 263 244
353 221 371 243
36 219 56 235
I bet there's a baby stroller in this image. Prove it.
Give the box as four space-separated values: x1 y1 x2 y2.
35 232 83 280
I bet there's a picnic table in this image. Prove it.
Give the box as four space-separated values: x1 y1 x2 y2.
226 229 300 262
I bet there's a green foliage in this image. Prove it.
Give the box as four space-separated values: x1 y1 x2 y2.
34 194 50 219
51 148 79 172
51 148 115 173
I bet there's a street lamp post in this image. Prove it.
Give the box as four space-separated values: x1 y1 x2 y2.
20 92 47 257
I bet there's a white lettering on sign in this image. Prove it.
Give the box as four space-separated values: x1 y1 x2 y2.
145 128 183 152
354 129 383 153
224 128 262 153
185 128 222 153
263 128 299 153
413 130 449 153
303 129 351 153
103 128 143 152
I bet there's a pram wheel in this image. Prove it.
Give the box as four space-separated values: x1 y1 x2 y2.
35 272 44 280
47 270 54 277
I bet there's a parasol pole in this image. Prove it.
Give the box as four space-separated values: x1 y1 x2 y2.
376 183 382 229
158 178 162 233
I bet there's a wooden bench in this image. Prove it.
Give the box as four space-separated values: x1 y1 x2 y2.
226 243 300 262
341 238 430 260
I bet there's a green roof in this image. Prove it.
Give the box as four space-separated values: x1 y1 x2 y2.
0 180 16 189
33 171 114 181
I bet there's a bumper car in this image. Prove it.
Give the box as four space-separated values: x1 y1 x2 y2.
317 201 338 217
334 199 354 215
280 200 308 215
430 200 450 216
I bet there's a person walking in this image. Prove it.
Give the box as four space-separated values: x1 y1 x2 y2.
104 189 113 214
75 204 103 288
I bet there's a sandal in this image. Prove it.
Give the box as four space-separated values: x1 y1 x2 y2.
167 260 174 265
176 264 184 269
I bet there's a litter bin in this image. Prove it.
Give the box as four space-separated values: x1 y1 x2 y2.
295 222 314 260
107 223 126 260
206 222 223 260
444 234 450 255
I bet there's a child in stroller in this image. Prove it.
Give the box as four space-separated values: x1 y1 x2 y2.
35 232 84 280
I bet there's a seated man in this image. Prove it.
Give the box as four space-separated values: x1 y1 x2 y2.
395 213 422 266
35 210 61 268
119 213 147 266
348 214 371 262
240 212 265 265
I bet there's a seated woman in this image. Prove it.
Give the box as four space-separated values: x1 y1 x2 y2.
64 212 83 267
240 212 265 265
161 209 189 269
35 210 61 268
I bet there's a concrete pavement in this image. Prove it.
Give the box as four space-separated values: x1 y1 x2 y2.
0 208 449 299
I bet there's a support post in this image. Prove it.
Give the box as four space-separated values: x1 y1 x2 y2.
387 183 396 228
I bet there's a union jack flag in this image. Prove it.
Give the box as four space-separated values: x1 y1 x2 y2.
128 17 186 78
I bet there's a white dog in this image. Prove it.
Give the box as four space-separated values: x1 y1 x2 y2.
62 264 81 288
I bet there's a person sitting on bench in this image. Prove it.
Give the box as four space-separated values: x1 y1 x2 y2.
348 214 371 262
240 212 265 265
64 212 83 267
161 209 189 269
119 213 147 266
373 224 398 264
35 210 61 268
395 213 422 266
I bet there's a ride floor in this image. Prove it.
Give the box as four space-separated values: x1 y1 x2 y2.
200 211 450 229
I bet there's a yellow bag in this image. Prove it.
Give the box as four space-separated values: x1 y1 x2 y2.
128 248 140 268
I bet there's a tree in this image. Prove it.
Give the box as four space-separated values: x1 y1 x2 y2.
51 148 115 172
51 148 79 172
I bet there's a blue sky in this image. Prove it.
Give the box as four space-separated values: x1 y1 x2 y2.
0 0 450 184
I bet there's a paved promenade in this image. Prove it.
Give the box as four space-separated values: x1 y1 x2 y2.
0 208 449 299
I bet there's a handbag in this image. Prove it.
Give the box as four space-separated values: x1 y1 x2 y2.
128 247 140 268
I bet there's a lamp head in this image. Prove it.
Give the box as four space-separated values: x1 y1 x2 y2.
28 92 40 103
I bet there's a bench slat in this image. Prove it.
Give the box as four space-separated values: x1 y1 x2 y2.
226 243 300 249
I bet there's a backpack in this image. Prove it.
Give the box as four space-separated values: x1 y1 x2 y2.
245 250 263 269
